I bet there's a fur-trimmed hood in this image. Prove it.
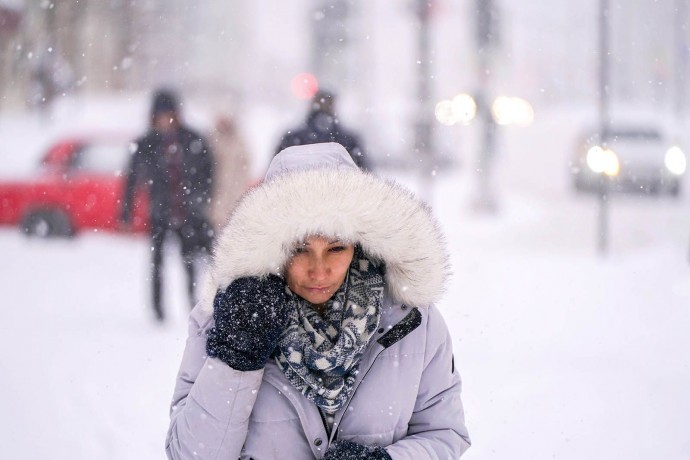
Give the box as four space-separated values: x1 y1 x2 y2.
200 143 449 313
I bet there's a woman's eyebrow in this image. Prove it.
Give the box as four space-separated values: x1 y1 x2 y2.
299 239 343 246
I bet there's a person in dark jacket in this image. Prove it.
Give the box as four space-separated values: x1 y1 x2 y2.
121 88 214 322
275 89 371 170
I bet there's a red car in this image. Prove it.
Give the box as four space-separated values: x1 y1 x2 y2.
0 134 149 237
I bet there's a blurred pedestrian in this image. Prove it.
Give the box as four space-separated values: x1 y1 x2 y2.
208 113 251 234
165 142 470 459
27 50 74 122
120 88 214 322
275 89 371 170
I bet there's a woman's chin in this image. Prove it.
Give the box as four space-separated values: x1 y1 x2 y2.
306 295 331 306
298 290 332 306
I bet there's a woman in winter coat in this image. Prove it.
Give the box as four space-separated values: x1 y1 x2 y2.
165 142 471 459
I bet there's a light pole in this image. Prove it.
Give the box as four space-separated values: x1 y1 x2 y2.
597 0 611 255
673 0 688 123
474 0 499 212
413 0 434 205
311 0 350 91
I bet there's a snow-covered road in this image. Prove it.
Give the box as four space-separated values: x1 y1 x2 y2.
1 104 689 459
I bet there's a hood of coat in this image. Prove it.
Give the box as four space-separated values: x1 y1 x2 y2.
200 143 450 313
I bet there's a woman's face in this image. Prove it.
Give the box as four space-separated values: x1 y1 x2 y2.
285 236 355 308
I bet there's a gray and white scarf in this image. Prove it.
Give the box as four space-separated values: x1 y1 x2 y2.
274 247 385 413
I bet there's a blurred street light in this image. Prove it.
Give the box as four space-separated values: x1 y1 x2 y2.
436 93 533 127
434 100 456 126
452 93 478 125
491 96 533 126
434 93 477 126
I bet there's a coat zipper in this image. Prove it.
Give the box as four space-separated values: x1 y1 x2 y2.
328 345 387 444
328 307 422 445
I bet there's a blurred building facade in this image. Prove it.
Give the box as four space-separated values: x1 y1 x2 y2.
0 0 688 158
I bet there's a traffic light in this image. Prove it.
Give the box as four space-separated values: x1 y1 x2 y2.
290 72 319 100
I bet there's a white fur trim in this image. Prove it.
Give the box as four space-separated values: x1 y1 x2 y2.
200 168 449 313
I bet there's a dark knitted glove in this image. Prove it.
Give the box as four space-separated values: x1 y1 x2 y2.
206 275 291 371
324 440 392 460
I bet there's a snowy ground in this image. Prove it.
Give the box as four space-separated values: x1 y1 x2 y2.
1 101 689 459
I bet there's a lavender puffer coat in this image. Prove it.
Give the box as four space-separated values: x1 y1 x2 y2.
165 143 471 459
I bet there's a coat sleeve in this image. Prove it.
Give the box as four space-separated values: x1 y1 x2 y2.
120 140 145 225
385 306 471 460
165 305 264 460
120 149 139 224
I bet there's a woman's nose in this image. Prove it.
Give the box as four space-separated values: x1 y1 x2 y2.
309 258 329 280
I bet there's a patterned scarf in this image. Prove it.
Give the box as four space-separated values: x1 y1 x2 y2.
274 246 385 413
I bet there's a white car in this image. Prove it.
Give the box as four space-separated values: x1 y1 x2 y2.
571 125 686 196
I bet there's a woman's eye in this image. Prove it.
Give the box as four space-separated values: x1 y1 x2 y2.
293 247 308 255
329 245 346 253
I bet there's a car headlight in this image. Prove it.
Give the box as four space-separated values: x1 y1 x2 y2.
586 146 620 176
664 146 686 175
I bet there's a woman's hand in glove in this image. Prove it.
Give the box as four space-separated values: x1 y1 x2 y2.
324 440 392 460
206 275 291 371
